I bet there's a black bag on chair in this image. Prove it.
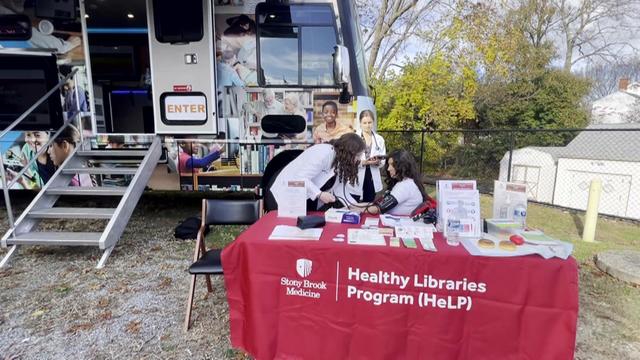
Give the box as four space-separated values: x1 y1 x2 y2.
174 217 209 240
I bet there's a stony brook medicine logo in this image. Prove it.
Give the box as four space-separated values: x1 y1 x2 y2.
296 258 312 278
281 258 328 299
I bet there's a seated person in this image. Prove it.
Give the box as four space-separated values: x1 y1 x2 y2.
48 125 94 187
177 141 224 173
354 149 425 216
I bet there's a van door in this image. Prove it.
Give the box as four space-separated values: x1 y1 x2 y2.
147 0 217 134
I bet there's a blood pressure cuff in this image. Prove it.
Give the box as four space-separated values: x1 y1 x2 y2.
375 192 398 214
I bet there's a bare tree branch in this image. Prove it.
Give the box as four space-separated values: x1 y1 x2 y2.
553 0 640 71
357 0 439 79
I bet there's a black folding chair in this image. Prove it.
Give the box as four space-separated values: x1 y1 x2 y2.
184 199 261 331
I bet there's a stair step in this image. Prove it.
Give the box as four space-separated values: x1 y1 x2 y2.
47 186 127 196
62 167 138 175
77 150 148 157
86 159 142 164
28 207 116 219
6 232 102 246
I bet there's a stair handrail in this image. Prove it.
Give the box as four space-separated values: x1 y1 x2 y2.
0 68 79 232
0 68 78 140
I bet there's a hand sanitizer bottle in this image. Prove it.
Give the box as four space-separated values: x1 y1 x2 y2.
499 198 511 219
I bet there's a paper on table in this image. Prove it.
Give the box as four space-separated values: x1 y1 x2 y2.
437 180 477 230
363 217 380 228
380 214 433 228
417 237 437 252
492 180 528 220
441 189 481 238
460 233 573 259
268 225 322 241
277 180 307 219
347 229 386 246
395 225 435 240
379 214 409 227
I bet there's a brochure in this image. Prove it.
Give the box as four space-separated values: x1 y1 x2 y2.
380 214 433 228
436 180 477 230
363 217 380 229
417 237 437 252
394 225 435 240
268 225 322 241
277 180 307 218
492 181 528 221
347 229 386 246
401 238 417 249
440 189 481 238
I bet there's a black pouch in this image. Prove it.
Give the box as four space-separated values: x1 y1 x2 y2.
174 217 210 239
297 215 326 229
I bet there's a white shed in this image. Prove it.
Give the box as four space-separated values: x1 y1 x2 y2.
500 124 640 219
499 147 561 203
552 124 640 219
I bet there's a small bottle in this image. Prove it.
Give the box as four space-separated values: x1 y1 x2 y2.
446 218 461 246
499 198 511 219
513 204 527 227
447 233 461 247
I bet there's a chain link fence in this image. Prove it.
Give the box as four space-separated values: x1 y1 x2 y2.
379 126 640 221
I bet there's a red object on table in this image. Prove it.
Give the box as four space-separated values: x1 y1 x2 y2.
510 234 525 245
222 212 579 360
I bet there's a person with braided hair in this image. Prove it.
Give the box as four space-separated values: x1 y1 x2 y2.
270 133 365 210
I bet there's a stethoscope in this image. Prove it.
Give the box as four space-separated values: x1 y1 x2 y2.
360 130 381 151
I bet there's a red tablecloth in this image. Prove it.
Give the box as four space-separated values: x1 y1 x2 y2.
222 212 579 360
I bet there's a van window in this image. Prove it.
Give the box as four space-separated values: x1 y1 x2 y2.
257 4 337 87
153 0 203 44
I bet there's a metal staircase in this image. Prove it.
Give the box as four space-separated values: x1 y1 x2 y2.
1 137 162 268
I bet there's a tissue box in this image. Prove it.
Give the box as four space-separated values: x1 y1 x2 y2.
325 208 361 224
485 219 524 240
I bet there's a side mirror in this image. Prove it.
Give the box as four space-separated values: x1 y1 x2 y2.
333 45 350 86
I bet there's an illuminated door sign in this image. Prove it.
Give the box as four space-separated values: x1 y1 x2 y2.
161 92 207 125
173 84 192 92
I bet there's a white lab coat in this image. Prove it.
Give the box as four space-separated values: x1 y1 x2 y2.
354 130 386 196
270 144 355 208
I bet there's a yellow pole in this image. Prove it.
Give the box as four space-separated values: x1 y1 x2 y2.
582 178 602 242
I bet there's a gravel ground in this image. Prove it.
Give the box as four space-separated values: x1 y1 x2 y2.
0 193 247 360
1 193 639 360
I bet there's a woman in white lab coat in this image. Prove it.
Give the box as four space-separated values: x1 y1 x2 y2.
270 133 366 209
355 110 386 202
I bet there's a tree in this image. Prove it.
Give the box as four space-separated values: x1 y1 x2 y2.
375 53 477 171
623 96 640 124
357 0 439 79
578 58 640 101
376 54 476 131
512 0 557 49
553 0 640 72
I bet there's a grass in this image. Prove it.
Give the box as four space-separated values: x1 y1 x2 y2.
476 194 640 354
3 191 637 358
424 185 638 263
477 195 639 263
187 191 640 357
